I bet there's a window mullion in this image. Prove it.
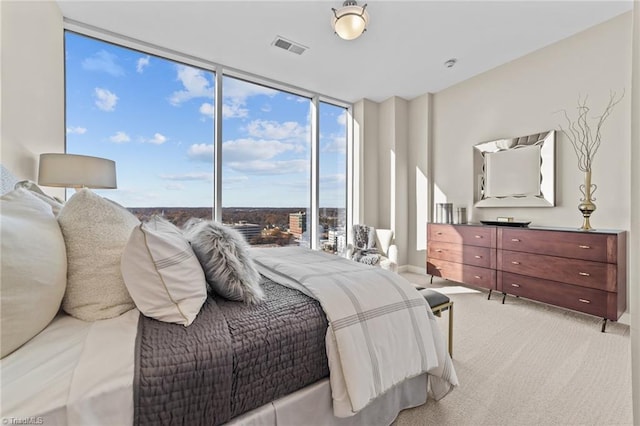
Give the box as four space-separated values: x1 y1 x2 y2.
310 96 320 250
214 70 223 222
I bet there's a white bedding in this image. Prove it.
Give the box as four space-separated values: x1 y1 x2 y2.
251 247 458 417
2 308 428 426
1 309 139 425
2 251 447 425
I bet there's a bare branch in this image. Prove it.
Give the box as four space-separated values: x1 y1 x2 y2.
555 90 624 172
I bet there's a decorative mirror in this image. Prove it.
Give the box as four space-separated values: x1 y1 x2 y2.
474 130 555 207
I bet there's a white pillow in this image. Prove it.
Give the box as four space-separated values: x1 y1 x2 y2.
121 216 207 326
184 220 264 305
57 189 139 321
14 180 64 215
1 188 67 358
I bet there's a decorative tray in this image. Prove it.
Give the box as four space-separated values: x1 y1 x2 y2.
480 220 531 227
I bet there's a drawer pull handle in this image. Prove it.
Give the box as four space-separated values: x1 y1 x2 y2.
578 299 591 304
474 275 481 279
435 249 443 252
511 283 521 288
474 235 482 239
511 261 520 265
474 255 482 259
579 272 590 277
579 245 591 249
511 238 520 242
436 232 443 235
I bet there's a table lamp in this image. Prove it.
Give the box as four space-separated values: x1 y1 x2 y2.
38 153 117 189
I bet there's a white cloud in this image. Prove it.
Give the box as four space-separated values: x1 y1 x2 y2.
337 111 347 127
199 102 214 118
223 139 298 162
223 176 249 186
199 102 249 120
187 143 214 162
222 102 248 119
136 55 150 73
145 133 167 145
221 78 277 119
320 174 346 187
227 159 309 175
67 126 87 134
165 183 185 191
106 188 161 206
169 65 213 106
94 87 118 111
82 50 124 76
160 172 212 181
109 131 130 143
246 120 308 141
224 78 277 100
321 134 347 154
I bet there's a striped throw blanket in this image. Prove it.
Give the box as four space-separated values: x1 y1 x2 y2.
251 247 458 417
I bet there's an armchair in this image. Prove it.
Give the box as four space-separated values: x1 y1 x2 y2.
346 225 398 273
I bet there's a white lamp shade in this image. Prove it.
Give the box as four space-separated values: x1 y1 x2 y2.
38 153 117 189
332 4 369 40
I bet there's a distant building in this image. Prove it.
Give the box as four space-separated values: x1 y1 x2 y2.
289 211 306 239
229 221 261 241
328 229 347 254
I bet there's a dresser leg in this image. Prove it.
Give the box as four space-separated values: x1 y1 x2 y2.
601 318 607 333
502 293 507 304
430 275 433 284
487 289 492 300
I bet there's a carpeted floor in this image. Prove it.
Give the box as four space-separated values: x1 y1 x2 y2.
393 273 632 426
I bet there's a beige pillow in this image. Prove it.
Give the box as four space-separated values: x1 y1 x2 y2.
121 216 207 326
1 188 67 358
57 189 139 321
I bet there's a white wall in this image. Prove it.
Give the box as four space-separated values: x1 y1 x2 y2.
629 2 639 422
407 94 432 269
354 97 412 266
353 99 379 227
432 12 632 232
1 0 64 193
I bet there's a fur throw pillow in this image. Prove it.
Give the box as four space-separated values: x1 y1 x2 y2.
184 220 264 304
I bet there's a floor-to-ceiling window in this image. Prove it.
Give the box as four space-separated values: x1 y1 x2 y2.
65 31 215 226
221 76 311 247
319 102 348 254
65 30 349 251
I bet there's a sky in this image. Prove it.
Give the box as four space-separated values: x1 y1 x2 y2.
65 31 347 209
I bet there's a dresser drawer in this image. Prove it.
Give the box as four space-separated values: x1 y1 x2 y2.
428 241 495 269
499 228 616 263
498 250 616 292
427 258 496 290
429 224 495 248
499 272 609 318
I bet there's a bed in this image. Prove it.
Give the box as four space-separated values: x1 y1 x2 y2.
0 164 457 425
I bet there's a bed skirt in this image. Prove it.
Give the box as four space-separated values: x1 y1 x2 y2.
227 374 428 426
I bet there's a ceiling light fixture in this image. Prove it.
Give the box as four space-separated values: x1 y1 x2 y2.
331 1 369 41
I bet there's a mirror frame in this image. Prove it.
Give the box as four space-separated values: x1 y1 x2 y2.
473 130 555 208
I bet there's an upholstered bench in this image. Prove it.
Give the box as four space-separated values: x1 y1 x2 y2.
420 289 453 357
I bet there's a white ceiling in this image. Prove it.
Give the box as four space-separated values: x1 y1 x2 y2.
56 1 632 104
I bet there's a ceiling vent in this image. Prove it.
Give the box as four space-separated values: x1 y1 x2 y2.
272 36 308 55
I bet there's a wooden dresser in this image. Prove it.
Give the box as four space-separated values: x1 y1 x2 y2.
426 223 627 331
427 224 497 293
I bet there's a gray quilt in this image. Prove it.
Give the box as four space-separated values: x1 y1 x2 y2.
134 277 329 426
